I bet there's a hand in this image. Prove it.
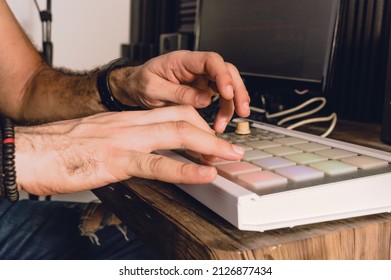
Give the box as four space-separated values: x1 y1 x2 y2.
15 106 244 196
111 50 251 133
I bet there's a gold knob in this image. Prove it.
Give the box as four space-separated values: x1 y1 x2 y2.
235 121 251 135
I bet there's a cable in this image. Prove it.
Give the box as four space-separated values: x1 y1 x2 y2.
233 92 337 137
249 106 266 114
266 96 326 120
233 113 337 138
212 94 219 103
294 89 310 95
286 112 338 138
277 97 326 126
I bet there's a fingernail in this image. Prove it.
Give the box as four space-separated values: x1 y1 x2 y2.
220 118 228 131
199 166 215 177
196 93 211 107
226 85 234 98
232 144 245 155
243 102 250 114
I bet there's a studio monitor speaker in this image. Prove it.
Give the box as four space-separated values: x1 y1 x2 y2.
381 73 391 144
381 17 391 145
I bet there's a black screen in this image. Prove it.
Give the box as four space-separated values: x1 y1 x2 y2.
196 0 340 90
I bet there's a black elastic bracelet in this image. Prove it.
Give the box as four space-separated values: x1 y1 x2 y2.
1 116 18 202
96 58 143 111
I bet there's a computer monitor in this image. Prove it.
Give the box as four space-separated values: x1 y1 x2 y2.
195 0 340 93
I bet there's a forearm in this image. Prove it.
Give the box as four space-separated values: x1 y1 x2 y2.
0 0 110 123
0 0 123 124
18 66 106 124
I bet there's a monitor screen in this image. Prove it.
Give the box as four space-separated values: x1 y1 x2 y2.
195 0 340 91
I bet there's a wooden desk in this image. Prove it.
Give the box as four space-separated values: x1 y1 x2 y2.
93 120 391 259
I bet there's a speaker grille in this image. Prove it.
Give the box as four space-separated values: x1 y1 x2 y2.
328 0 391 123
177 0 197 33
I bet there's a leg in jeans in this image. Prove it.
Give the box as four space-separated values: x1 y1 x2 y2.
0 199 158 259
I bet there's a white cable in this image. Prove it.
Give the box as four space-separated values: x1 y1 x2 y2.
320 113 338 138
286 112 338 138
232 117 262 124
249 106 266 114
294 89 310 95
212 94 219 103
277 97 327 126
233 112 337 138
266 97 326 119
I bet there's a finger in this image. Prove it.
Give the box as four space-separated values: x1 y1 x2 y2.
127 152 218 184
138 121 244 160
175 51 236 100
81 106 215 135
226 63 251 117
213 98 235 133
179 52 250 120
154 79 213 108
141 106 215 134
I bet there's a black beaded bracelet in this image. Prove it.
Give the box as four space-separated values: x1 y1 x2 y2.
1 116 18 202
96 58 143 111
0 127 4 200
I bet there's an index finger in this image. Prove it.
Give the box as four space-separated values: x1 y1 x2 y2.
179 51 236 100
181 52 251 121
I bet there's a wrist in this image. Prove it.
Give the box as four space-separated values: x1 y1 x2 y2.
14 128 37 195
14 125 69 196
109 66 139 107
97 58 143 111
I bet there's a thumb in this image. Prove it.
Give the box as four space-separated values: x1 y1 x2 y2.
158 80 213 108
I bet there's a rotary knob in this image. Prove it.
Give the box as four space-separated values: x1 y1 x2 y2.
235 121 251 135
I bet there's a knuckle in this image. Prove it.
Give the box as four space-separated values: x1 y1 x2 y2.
178 104 197 115
212 135 224 150
170 105 200 130
226 62 238 72
171 120 192 149
174 85 191 103
206 51 222 61
145 155 166 177
168 49 189 58
174 163 188 182
173 120 191 135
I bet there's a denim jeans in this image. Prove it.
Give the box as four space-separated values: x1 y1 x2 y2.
0 199 158 260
